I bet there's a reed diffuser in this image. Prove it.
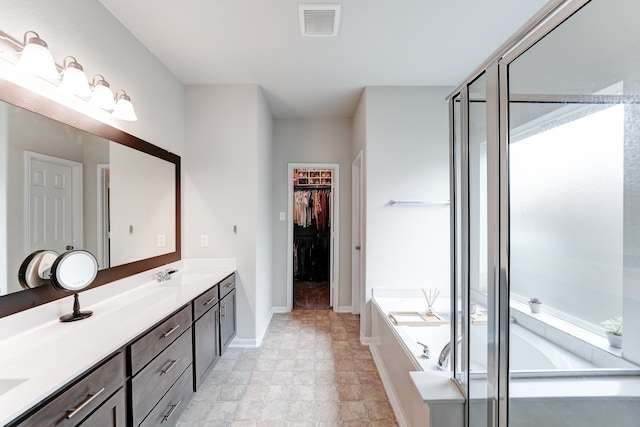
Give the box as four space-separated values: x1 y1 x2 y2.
422 288 440 316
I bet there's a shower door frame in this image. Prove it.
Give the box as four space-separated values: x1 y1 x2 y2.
447 1 593 426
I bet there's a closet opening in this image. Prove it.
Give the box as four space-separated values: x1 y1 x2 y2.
287 163 339 311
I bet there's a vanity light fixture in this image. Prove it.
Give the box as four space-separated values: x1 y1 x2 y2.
0 28 139 121
89 74 116 111
112 90 138 121
59 56 92 97
15 31 60 81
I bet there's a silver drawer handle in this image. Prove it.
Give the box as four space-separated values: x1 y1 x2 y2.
65 387 105 419
161 324 180 338
204 298 217 306
224 283 233 288
163 400 182 422
161 358 180 375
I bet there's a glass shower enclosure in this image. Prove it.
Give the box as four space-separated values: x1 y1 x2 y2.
448 0 640 425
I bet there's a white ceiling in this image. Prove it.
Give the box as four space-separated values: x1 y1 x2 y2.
99 0 550 119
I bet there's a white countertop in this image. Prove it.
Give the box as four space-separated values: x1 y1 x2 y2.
0 258 236 426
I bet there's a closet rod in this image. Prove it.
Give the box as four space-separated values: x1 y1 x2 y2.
294 186 332 190
389 200 450 206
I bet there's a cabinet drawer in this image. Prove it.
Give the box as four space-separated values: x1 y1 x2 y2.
130 305 191 375
131 330 193 426
18 352 125 427
77 387 126 426
139 367 194 427
219 273 235 298
193 285 218 320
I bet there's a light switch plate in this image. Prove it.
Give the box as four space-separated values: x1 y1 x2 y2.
200 234 209 247
279 212 286 221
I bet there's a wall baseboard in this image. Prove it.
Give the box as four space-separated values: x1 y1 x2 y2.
272 306 289 314
228 338 258 348
360 333 371 346
336 305 353 313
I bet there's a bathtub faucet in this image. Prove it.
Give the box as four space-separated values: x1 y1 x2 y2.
437 336 463 370
417 342 430 359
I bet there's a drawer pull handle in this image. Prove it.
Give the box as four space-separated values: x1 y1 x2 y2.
161 358 180 375
224 283 233 288
65 387 105 419
163 400 182 422
161 324 181 338
204 298 217 306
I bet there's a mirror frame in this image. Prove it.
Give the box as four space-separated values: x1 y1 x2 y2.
0 77 181 318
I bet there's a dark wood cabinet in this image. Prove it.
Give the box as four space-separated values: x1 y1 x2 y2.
138 367 193 427
220 287 236 353
130 327 193 425
9 270 237 427
77 387 126 426
193 288 220 390
13 352 125 427
129 305 192 375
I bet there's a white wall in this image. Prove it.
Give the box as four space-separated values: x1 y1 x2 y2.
256 89 274 342
0 0 184 154
184 84 274 345
271 118 353 310
361 86 452 337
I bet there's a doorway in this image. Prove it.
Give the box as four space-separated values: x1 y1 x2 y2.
287 163 339 311
24 151 83 255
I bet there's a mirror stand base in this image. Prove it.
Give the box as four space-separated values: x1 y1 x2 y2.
59 293 93 322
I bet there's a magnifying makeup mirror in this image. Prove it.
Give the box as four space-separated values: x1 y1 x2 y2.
50 250 99 322
17 250 59 290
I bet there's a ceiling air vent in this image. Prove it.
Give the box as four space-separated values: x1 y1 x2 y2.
299 3 341 36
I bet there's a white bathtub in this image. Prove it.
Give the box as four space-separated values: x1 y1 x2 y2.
401 319 595 373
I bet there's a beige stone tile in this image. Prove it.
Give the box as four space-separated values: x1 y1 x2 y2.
338 401 367 421
315 359 336 372
357 370 382 385
234 401 265 421
355 359 377 371
273 359 296 371
370 420 399 427
250 371 272 385
362 383 388 401
335 359 356 371
270 370 294 385
315 384 339 401
293 359 315 371
217 384 248 401
314 371 336 385
338 384 364 401
342 422 370 427
292 371 315 385
333 349 354 360
260 401 289 421
286 400 316 422
289 384 316 401
366 400 396 421
335 371 360 385
258 349 280 360
277 349 297 360
254 359 276 371
315 401 339 422
243 384 271 401
234 359 258 372
296 349 315 360
205 401 239 422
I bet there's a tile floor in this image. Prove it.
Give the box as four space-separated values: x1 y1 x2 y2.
293 281 331 310
177 310 398 426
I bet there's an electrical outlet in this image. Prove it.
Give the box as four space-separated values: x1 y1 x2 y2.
279 212 286 221
200 234 209 247
157 234 166 247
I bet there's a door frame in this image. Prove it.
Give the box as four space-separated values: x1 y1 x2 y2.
96 164 110 269
287 162 340 311
351 151 363 314
24 151 83 254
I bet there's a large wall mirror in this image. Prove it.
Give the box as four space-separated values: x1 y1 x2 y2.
0 77 181 318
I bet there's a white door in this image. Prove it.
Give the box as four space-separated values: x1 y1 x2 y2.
25 152 83 256
352 152 363 314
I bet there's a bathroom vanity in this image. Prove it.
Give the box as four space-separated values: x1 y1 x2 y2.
0 258 237 427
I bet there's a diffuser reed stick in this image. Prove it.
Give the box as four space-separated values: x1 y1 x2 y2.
422 288 440 316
